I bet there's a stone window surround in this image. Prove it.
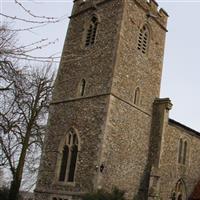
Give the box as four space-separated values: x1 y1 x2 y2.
178 138 188 165
134 87 141 106
55 128 80 185
79 79 86 97
83 14 100 48
137 24 150 55
170 179 187 200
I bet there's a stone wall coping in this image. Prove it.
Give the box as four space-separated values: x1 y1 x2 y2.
71 0 168 31
71 0 113 19
135 0 169 17
154 97 173 110
169 118 200 138
134 0 169 29
150 166 161 177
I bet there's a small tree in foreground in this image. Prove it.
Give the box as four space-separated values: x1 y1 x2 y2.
82 187 125 200
0 61 54 200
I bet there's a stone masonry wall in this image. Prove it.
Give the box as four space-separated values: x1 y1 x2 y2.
96 1 168 199
52 0 124 102
111 0 168 114
158 121 200 199
35 0 170 200
35 0 124 199
35 96 110 200
99 95 152 200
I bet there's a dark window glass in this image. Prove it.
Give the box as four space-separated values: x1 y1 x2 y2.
80 79 86 96
59 145 69 181
68 145 78 182
183 141 187 164
178 139 183 164
58 130 79 182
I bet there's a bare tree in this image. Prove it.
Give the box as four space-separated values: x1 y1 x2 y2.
0 0 67 63
0 24 60 64
0 167 4 188
0 3 61 198
0 61 54 200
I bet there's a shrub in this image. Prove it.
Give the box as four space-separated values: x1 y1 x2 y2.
82 187 125 200
0 187 9 200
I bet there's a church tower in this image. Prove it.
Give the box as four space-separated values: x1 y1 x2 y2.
35 0 168 200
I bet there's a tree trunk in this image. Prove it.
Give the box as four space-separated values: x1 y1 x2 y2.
9 178 21 200
8 127 33 200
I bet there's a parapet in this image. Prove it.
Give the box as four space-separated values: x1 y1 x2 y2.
135 0 169 28
71 0 100 17
71 0 169 28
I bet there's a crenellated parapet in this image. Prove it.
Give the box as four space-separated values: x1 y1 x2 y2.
72 0 168 28
135 0 169 28
71 0 102 17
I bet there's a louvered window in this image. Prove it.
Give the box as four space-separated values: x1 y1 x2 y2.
85 16 98 47
137 25 149 54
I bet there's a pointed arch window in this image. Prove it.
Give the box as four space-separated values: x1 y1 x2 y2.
178 138 183 164
134 87 140 105
178 138 188 165
58 129 79 182
80 79 86 96
85 16 98 47
183 141 187 165
137 25 149 54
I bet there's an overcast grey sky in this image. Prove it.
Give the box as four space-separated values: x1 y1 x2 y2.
2 0 200 131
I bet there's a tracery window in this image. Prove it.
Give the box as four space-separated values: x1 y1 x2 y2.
178 138 187 165
85 16 98 47
137 25 149 54
134 87 140 105
58 129 79 182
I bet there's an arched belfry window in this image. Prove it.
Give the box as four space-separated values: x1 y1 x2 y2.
137 25 149 54
58 129 79 182
85 16 98 47
134 87 140 105
80 79 86 96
